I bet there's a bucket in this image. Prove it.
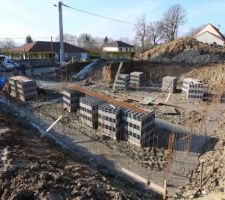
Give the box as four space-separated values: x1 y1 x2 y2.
0 77 5 90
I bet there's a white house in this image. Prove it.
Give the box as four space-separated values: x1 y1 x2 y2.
195 24 225 46
103 41 134 52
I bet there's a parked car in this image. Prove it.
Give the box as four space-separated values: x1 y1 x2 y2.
0 55 20 71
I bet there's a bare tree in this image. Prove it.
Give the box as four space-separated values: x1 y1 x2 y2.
187 24 207 36
93 37 105 51
135 15 147 52
55 33 77 46
160 4 186 41
0 38 16 50
146 21 162 45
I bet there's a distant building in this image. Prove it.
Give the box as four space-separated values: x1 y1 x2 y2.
11 41 88 61
103 41 134 52
195 24 225 46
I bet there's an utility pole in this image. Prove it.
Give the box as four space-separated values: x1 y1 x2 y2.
58 1 64 66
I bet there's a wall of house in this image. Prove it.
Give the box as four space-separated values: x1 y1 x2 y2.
195 32 224 46
103 47 119 52
103 47 134 52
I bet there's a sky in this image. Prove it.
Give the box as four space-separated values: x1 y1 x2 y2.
0 0 225 44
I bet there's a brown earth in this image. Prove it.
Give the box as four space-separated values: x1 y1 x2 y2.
0 104 160 200
139 37 225 65
100 62 225 92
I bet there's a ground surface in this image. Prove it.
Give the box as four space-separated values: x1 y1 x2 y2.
0 103 160 200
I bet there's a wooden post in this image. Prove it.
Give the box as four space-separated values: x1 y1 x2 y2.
163 178 167 200
200 161 204 190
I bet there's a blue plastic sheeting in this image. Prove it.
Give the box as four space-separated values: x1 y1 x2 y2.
0 77 5 90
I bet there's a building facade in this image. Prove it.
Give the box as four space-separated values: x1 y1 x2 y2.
195 24 225 46
103 41 134 52
12 41 89 61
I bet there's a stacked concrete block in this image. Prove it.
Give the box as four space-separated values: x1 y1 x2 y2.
9 77 17 98
63 89 84 112
162 76 177 93
115 74 130 90
98 103 122 140
79 96 104 129
182 78 204 101
122 109 155 146
130 71 145 88
9 76 37 101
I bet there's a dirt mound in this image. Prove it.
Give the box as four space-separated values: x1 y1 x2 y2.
140 37 225 65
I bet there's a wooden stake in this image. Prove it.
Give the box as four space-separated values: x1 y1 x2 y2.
163 178 167 200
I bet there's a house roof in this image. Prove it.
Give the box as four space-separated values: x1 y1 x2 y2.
103 41 134 48
12 41 88 53
195 23 225 41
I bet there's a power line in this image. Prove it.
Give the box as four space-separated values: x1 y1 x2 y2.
62 3 135 25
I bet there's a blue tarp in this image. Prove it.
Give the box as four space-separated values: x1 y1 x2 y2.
0 77 5 90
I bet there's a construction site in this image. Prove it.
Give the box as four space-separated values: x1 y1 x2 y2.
1 35 225 200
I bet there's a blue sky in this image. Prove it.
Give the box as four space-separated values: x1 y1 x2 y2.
0 0 225 43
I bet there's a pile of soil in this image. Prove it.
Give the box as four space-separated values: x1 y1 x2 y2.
140 37 225 65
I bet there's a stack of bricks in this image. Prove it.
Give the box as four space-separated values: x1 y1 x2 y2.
162 76 177 93
115 74 130 90
79 96 104 128
182 78 204 101
98 103 122 140
9 76 37 101
63 89 84 112
122 109 155 146
130 71 145 88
